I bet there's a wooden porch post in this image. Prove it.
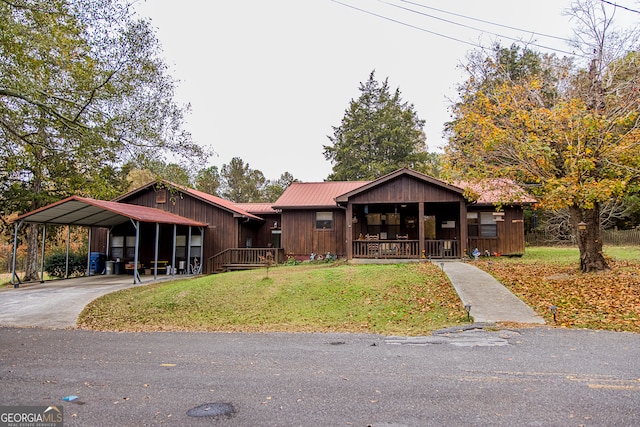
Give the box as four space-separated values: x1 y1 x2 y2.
418 202 425 258
346 204 353 260
459 201 468 258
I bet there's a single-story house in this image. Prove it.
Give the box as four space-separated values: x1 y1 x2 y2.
273 168 535 261
10 168 534 284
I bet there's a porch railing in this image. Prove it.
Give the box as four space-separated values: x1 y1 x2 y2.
424 240 460 259
352 239 459 259
207 248 285 273
352 239 419 259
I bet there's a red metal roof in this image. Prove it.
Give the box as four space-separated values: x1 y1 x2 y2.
273 181 370 209
117 181 263 221
14 196 207 227
234 203 278 215
455 179 537 205
273 169 534 209
174 185 263 221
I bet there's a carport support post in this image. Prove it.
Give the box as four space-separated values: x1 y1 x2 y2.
86 227 92 276
186 227 192 274
65 225 70 279
171 225 176 277
199 227 204 274
11 221 23 288
153 222 159 280
39 224 46 283
133 220 141 284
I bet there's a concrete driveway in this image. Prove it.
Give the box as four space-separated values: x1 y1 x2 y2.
0 275 152 328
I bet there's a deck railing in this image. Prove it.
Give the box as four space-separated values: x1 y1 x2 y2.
207 248 285 273
352 239 459 259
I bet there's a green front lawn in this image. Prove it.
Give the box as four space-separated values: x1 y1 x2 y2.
79 262 467 335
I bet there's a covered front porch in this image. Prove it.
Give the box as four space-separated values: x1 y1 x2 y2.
347 201 466 260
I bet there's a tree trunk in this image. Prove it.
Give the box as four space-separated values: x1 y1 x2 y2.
23 223 41 281
23 127 46 282
570 205 608 272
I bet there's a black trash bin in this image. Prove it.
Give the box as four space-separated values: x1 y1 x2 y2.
114 261 123 275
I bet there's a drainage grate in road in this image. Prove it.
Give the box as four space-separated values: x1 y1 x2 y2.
186 402 235 418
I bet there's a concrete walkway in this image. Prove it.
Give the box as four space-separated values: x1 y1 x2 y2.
440 261 545 325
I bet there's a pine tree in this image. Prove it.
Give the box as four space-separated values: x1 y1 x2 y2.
323 70 431 181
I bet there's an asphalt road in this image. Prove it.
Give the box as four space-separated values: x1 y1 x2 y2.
1 326 639 426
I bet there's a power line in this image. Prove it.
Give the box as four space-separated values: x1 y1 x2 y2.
398 0 573 43
329 0 482 49
600 0 640 14
382 0 579 56
330 0 581 57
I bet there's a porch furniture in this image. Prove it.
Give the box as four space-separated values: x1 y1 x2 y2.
124 262 144 275
366 234 379 256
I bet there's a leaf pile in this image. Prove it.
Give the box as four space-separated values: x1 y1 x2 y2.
475 258 640 332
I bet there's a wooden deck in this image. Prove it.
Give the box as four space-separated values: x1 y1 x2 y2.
207 248 285 273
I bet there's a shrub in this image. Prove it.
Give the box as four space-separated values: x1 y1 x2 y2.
44 252 87 278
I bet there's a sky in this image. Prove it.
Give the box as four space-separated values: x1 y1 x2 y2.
132 0 638 182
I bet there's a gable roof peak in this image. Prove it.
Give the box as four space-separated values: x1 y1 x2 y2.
115 179 262 221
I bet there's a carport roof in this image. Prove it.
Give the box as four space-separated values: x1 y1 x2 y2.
13 196 208 228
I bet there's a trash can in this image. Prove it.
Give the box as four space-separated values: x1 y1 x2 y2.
89 252 106 275
105 261 115 275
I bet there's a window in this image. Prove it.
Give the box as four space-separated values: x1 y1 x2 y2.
316 212 333 230
467 212 497 237
111 236 124 259
125 236 137 258
156 189 167 204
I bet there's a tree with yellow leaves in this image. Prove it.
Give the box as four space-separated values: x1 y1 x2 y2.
445 1 639 272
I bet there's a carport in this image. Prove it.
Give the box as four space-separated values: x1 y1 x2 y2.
11 196 207 287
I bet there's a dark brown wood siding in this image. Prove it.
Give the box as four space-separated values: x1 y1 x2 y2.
239 214 279 248
349 175 464 204
117 189 242 273
281 209 347 259
467 206 525 256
